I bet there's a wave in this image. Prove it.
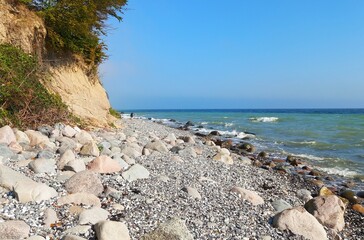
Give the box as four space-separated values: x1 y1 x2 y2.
317 167 359 178
249 117 279 122
201 122 209 125
286 140 317 146
292 154 325 161
225 123 234 127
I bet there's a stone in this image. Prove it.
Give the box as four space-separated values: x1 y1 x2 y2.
58 149 76 170
240 156 252 165
25 130 49 146
0 125 16 145
36 150 54 159
141 217 193 240
145 139 168 153
231 187 264 205
80 141 100 157
213 153 233 165
0 220 30 239
297 189 313 202
238 142 256 153
28 236 46 240
179 147 197 158
0 165 57 203
65 170 103 196
340 190 359 204
319 186 334 196
304 195 346 232
179 136 195 144
171 156 183 162
29 158 56 173
121 145 142 158
163 133 177 144
62 235 87 240
87 155 122 173
57 192 101 207
63 225 91 235
58 137 78 155
273 206 327 240
95 221 130 240
0 144 14 161
75 130 93 145
64 159 86 172
272 199 292 212
79 207 109 225
56 171 75 181
122 164 150 182
8 141 22 153
43 208 58 228
15 130 30 145
352 204 364 214
182 186 202 200
62 125 77 138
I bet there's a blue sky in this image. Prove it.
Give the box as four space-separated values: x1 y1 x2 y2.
100 0 364 110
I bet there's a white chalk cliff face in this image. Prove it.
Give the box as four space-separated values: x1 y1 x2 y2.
0 0 115 127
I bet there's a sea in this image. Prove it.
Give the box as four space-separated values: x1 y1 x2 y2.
121 109 364 190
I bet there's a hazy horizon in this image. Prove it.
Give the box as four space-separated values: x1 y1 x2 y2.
100 0 364 109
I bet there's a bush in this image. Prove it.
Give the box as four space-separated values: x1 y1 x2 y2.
109 108 121 119
0 44 72 129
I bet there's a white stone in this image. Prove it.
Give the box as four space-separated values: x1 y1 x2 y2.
231 187 264 205
122 164 150 182
15 130 30 145
29 158 56 173
25 130 49 146
80 141 99 157
0 125 16 145
95 221 130 240
62 125 77 138
43 208 58 228
79 207 109 225
144 139 168 153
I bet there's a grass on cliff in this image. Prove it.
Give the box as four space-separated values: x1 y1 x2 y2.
0 44 73 129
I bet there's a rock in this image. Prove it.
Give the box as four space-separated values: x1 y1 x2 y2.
63 225 91 235
304 195 346 232
65 170 103 196
58 137 78 155
182 186 202 200
95 221 130 240
8 141 22 153
113 157 129 170
145 139 168 153
356 191 364 198
0 165 57 203
273 206 327 240
231 187 264 205
297 189 313 202
79 207 109 225
205 140 215 146
62 125 77 138
0 144 14 162
25 130 49 146
240 156 252 165
340 190 359 204
74 130 93 145
64 159 86 172
179 147 197 158
58 149 76 170
15 130 30 145
87 155 122 173
238 142 256 153
57 192 101 207
56 171 75 181
272 199 292 212
28 158 56 173
212 153 233 165
171 156 183 162
36 150 54 159
163 133 177 144
141 217 193 240
80 141 100 157
0 125 16 145
352 204 364 214
62 235 87 240
179 136 195 144
121 145 142 158
319 186 334 196
0 220 30 239
122 164 150 182
43 208 58 228
28 236 46 240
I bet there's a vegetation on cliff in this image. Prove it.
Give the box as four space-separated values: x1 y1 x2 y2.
0 44 72 128
20 0 127 67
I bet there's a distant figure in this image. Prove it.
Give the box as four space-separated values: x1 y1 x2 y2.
130 112 134 118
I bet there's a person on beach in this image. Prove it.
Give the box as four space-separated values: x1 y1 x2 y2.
130 112 134 118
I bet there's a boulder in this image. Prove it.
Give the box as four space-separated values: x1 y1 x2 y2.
179 136 195 144
0 125 16 145
80 141 100 157
58 137 78 155
87 155 122 173
62 235 87 240
179 147 197 158
0 165 57 203
25 130 49 146
0 220 30 239
57 149 76 170
213 153 233 165
95 221 130 240
79 207 109 225
74 130 94 145
29 158 56 173
231 187 264 205
141 218 193 240
64 159 86 172
0 144 14 162
272 199 292 212
57 192 101 207
273 206 327 240
122 164 150 182
145 139 168 153
65 170 103 196
43 208 58 228
297 189 313 202
62 125 77 138
15 130 30 145
304 195 346 232
121 145 142 158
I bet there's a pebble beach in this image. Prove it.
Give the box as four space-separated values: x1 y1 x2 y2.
0 118 363 239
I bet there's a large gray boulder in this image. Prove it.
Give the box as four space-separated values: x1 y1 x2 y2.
273 206 327 240
65 170 103 196
141 218 194 240
145 139 168 153
29 158 56 173
304 195 346 232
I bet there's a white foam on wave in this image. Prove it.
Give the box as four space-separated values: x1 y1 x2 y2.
290 140 316 145
317 167 359 177
201 122 209 125
292 154 325 161
225 123 234 127
250 117 279 122
236 132 256 139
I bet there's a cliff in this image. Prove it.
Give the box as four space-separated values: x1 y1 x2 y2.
0 0 116 127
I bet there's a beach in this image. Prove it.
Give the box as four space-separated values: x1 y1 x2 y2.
0 118 363 239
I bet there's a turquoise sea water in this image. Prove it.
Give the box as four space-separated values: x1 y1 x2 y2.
122 109 364 182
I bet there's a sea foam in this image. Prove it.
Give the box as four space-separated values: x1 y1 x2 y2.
250 117 279 122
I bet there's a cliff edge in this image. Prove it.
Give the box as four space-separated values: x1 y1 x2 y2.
0 0 116 127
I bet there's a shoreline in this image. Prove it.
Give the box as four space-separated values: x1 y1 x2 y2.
0 118 363 239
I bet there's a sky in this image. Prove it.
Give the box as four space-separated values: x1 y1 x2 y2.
100 0 364 110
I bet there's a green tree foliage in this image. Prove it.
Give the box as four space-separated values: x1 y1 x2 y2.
21 0 127 66
0 44 72 128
